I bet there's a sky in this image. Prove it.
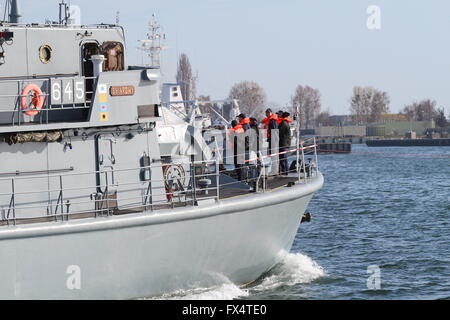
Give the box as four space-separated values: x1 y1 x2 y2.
12 0 450 116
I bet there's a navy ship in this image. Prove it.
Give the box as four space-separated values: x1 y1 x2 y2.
0 0 323 299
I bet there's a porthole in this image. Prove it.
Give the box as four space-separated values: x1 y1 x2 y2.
39 45 52 64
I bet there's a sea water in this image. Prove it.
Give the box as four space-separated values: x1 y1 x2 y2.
151 145 450 300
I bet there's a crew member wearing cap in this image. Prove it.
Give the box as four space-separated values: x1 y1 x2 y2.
262 109 278 156
229 119 244 134
249 117 260 154
276 110 284 125
228 120 243 180
248 118 260 190
237 114 251 132
279 112 292 175
230 115 250 181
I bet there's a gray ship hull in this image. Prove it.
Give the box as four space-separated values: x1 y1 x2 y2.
0 173 323 300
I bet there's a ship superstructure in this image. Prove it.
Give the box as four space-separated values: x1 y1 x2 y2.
0 1 323 299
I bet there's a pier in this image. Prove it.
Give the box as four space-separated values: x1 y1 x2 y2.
366 139 450 147
317 143 352 154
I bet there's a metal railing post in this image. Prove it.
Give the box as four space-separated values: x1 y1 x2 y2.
8 178 16 226
190 162 197 206
296 126 301 183
216 156 220 201
297 145 301 183
143 163 153 212
105 171 110 216
255 151 264 193
258 151 267 193
46 79 50 125
13 178 16 225
65 200 70 221
149 163 153 210
59 175 64 221
94 193 99 218
301 141 307 184
16 81 21 127
314 137 319 174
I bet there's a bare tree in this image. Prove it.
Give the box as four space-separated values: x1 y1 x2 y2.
350 86 390 123
370 90 390 122
228 81 267 117
315 110 332 127
401 99 437 122
401 104 415 121
291 85 321 129
434 107 449 128
197 95 212 117
350 87 369 123
176 53 196 111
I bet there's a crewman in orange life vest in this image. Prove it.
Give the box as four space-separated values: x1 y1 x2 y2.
229 119 245 134
262 109 278 130
262 109 279 155
237 114 251 132
279 112 293 175
276 110 285 125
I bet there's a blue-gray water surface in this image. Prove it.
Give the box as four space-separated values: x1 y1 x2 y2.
248 144 450 300
154 145 450 300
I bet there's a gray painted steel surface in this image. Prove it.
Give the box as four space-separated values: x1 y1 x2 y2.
0 15 324 300
0 173 323 299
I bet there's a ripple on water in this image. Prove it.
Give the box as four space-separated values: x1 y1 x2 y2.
287 146 450 300
143 146 450 300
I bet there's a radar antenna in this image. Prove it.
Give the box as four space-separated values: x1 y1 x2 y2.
116 11 120 25
58 0 70 25
137 14 167 68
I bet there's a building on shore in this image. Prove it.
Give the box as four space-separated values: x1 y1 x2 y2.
311 120 435 138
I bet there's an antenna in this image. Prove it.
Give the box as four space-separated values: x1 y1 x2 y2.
2 1 7 22
7 0 21 23
116 11 120 25
137 14 167 68
59 0 70 25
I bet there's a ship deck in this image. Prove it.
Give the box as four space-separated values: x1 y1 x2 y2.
197 175 299 200
0 175 300 227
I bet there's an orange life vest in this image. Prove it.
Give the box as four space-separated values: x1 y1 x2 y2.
263 115 278 138
238 118 251 126
281 117 293 124
229 125 245 134
262 114 278 129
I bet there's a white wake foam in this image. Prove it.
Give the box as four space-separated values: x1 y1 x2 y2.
175 283 249 300
148 253 325 300
251 252 326 292
152 283 249 300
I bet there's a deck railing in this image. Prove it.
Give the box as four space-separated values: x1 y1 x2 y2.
0 138 319 226
0 75 95 127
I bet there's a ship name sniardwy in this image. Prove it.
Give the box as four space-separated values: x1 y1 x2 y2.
110 85 135 97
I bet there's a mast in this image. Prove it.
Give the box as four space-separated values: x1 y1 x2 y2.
59 0 70 25
138 14 166 68
8 0 21 23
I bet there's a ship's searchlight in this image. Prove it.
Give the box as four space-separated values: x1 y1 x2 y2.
143 70 160 82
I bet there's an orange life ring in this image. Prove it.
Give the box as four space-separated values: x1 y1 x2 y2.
21 84 45 116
